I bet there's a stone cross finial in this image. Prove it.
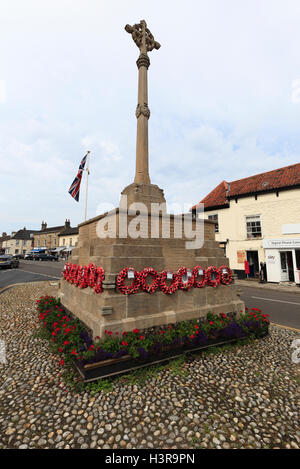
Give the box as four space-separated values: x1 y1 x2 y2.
125 20 160 56
125 19 161 185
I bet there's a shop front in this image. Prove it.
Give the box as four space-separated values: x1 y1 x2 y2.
263 238 300 285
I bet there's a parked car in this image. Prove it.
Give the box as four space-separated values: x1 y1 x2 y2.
24 253 35 260
0 255 19 269
34 253 58 262
13 253 24 259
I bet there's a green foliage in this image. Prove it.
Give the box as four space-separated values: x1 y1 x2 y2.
35 295 269 380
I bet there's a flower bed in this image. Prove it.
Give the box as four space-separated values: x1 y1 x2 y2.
36 296 269 381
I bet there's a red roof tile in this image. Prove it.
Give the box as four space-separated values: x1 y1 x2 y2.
193 162 300 210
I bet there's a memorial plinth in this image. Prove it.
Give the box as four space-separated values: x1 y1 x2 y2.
59 19 244 338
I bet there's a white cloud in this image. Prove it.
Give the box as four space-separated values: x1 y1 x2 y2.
1 0 300 232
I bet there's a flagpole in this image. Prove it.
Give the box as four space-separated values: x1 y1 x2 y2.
84 151 91 221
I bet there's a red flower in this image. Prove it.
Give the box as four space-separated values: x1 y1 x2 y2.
194 325 199 329
133 329 140 334
122 341 128 346
63 340 69 345
122 331 128 336
71 349 77 356
59 347 63 353
190 334 195 339
139 336 145 340
59 359 64 366
108 331 113 336
89 345 95 351
209 321 214 325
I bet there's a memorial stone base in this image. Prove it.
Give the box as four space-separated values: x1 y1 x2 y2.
59 204 244 339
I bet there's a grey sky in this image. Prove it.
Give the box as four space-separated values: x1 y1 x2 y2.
1 0 300 233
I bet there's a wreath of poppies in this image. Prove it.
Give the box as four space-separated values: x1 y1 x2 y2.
63 263 71 281
206 266 221 287
192 265 207 288
116 267 140 295
139 267 160 294
75 265 83 287
177 267 195 291
69 264 79 285
159 270 179 295
87 263 97 288
63 262 232 295
79 265 90 289
94 266 105 293
219 265 233 285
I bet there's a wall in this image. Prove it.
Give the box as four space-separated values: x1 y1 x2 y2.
58 234 79 247
204 188 300 271
33 232 60 249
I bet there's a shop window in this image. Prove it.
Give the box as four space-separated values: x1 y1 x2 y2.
246 215 262 238
208 214 219 233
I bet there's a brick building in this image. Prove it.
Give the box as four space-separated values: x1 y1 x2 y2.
33 220 76 251
192 163 300 284
3 229 38 255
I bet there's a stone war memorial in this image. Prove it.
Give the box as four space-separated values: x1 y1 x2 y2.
59 20 247 378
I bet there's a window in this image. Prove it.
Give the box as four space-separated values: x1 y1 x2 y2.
246 215 262 238
63 239 65 246
208 214 219 233
69 238 72 246
15 249 19 254
16 240 19 246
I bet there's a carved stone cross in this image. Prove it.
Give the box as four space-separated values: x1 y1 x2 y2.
125 20 160 56
125 20 160 185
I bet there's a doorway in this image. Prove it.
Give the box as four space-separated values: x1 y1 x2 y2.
246 251 259 278
280 251 295 282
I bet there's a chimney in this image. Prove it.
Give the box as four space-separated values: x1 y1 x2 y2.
65 219 71 229
2 232 7 237
41 221 47 230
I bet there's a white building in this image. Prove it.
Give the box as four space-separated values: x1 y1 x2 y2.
192 163 300 285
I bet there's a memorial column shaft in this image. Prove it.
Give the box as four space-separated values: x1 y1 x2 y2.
135 55 150 184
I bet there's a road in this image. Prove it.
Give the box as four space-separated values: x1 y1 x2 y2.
0 262 299 329
240 286 300 330
0 260 63 289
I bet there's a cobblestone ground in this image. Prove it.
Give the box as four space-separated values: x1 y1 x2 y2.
0 282 299 449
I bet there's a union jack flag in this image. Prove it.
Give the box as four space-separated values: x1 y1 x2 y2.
68 153 88 202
